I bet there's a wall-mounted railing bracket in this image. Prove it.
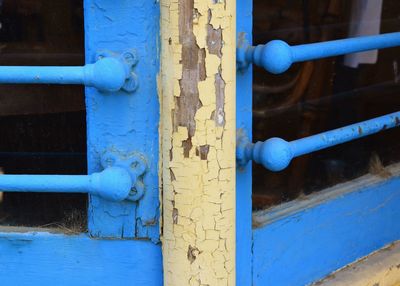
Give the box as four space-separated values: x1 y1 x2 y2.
0 151 147 202
95 49 139 93
236 129 252 168
0 49 139 93
237 32 252 71
101 151 147 201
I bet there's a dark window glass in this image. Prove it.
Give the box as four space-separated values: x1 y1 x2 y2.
253 1 400 209
0 0 87 232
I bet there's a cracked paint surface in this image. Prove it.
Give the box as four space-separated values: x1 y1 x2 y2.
160 0 236 285
85 0 160 240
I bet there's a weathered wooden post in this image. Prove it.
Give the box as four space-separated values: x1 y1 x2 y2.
160 0 236 285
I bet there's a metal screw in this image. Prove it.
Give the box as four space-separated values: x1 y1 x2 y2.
122 51 138 67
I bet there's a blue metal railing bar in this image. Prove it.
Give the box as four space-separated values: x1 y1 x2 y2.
0 167 133 202
237 111 400 171
237 32 400 74
0 56 133 92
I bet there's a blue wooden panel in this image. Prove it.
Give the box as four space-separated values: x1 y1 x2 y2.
0 231 162 286
84 0 160 240
253 174 400 286
236 0 253 284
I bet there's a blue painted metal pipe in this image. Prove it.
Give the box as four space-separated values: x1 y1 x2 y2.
0 57 128 92
237 111 400 171
238 32 400 74
0 167 133 202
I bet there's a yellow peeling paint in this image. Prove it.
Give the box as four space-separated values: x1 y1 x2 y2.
160 0 236 285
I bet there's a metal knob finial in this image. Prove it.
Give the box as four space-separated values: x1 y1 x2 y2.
238 112 400 171
238 32 400 74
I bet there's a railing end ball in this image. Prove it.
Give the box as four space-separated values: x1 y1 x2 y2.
91 57 127 92
92 167 132 202
260 40 293 74
257 137 293 172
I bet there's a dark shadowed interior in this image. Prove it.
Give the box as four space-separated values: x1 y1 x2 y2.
0 0 87 231
252 0 400 209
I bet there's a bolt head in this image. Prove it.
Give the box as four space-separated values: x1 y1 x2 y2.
122 51 138 67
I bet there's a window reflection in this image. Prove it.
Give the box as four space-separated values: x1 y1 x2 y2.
253 1 400 209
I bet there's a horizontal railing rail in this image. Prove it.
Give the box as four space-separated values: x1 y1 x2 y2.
237 111 400 171
0 167 133 202
237 32 400 74
0 50 138 92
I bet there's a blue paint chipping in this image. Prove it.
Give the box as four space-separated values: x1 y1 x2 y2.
0 232 162 286
238 32 400 74
236 0 253 285
253 176 400 285
238 111 400 171
84 0 160 240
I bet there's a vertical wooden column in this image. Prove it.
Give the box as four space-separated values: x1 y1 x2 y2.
85 0 160 240
160 0 236 285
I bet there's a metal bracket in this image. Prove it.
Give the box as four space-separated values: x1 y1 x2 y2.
101 151 147 201
236 32 252 71
96 49 139 93
236 129 252 168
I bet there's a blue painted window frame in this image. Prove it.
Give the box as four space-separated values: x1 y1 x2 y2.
236 0 253 285
84 0 160 241
236 2 400 286
0 1 163 285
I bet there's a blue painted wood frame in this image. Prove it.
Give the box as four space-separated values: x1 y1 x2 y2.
235 2 400 285
84 0 160 241
0 231 162 286
252 167 400 285
0 1 163 285
236 0 253 285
